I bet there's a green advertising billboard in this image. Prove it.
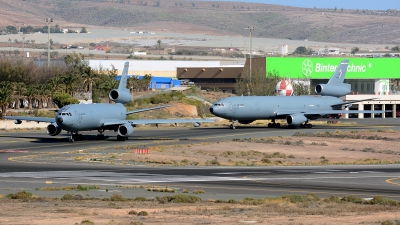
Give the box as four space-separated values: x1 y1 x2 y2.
265 57 400 79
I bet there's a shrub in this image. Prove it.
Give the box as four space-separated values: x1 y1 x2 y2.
369 196 399 206
341 195 364 204
61 194 74 200
228 199 238 203
241 197 265 205
110 194 125 201
6 191 32 200
137 211 149 216
79 220 95 225
156 194 201 204
53 92 79 108
128 210 138 215
192 189 205 194
134 196 147 202
261 158 271 164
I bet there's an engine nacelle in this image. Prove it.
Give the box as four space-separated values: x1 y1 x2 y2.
194 122 200 127
109 89 132 104
315 83 351 97
238 120 255 125
118 123 134 137
47 123 62 136
14 120 22 124
286 114 308 126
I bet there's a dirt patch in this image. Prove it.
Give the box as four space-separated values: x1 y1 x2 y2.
0 197 399 225
120 130 400 166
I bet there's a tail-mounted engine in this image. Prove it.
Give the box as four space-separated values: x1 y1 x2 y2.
118 123 134 137
315 83 351 97
109 89 132 104
47 123 62 136
286 114 307 126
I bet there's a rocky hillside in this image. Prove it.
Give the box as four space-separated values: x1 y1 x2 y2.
1 0 400 44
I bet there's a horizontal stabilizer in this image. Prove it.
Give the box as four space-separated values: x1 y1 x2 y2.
330 98 378 107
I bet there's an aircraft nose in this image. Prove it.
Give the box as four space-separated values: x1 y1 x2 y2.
209 107 214 113
57 117 63 124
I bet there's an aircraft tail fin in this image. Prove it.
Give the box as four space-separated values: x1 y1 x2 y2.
327 60 349 85
109 61 132 104
118 61 130 91
315 60 351 97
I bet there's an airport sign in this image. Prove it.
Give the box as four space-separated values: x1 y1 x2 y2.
266 57 400 79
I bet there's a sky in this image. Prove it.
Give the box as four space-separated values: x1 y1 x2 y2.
203 0 400 10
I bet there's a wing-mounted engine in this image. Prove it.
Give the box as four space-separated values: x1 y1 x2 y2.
109 89 132 104
47 123 62 136
315 83 351 97
238 120 255 124
117 123 134 137
286 114 307 126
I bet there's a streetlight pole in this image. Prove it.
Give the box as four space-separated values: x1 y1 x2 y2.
245 26 254 95
20 34 26 57
46 18 53 67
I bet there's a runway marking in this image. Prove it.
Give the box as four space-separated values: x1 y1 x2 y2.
386 178 400 186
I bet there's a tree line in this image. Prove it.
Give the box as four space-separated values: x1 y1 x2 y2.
0 53 152 119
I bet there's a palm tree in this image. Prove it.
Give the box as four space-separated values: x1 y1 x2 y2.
99 78 119 103
0 82 13 119
82 67 99 93
62 75 80 96
24 84 38 109
12 82 26 109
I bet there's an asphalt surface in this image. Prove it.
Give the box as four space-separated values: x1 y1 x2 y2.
1 118 400 201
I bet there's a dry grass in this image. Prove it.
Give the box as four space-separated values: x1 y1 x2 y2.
1 195 399 225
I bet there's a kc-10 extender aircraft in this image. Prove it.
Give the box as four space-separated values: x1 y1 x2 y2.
5 62 214 142
209 60 384 129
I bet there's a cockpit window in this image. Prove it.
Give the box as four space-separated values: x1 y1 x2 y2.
214 103 224 107
61 112 72 116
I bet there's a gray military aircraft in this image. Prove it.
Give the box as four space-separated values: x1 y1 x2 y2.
209 60 382 129
5 62 214 142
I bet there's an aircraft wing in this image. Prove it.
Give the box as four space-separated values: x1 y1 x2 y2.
330 98 378 108
276 110 386 117
102 118 215 126
4 116 55 123
126 105 170 115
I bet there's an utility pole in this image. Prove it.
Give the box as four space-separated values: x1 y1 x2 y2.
20 34 26 57
245 26 254 95
46 18 53 67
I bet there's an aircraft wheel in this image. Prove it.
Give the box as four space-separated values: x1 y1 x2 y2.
307 124 312 128
299 124 304 128
277 123 281 128
268 123 272 128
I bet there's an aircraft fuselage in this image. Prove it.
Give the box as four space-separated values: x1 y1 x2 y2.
210 96 343 120
56 103 126 132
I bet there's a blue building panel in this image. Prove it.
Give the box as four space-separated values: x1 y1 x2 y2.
115 75 180 90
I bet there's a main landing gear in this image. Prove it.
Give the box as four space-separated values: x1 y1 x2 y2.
117 135 128 141
229 120 236 130
268 120 280 128
299 122 313 128
96 129 105 140
68 132 83 143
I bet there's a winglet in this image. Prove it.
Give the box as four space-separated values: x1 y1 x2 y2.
327 60 349 85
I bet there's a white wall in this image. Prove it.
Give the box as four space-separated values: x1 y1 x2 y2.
0 120 48 130
88 60 221 77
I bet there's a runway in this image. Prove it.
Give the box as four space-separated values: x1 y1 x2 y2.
1 118 400 200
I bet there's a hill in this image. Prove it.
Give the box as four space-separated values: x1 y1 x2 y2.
1 0 400 44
